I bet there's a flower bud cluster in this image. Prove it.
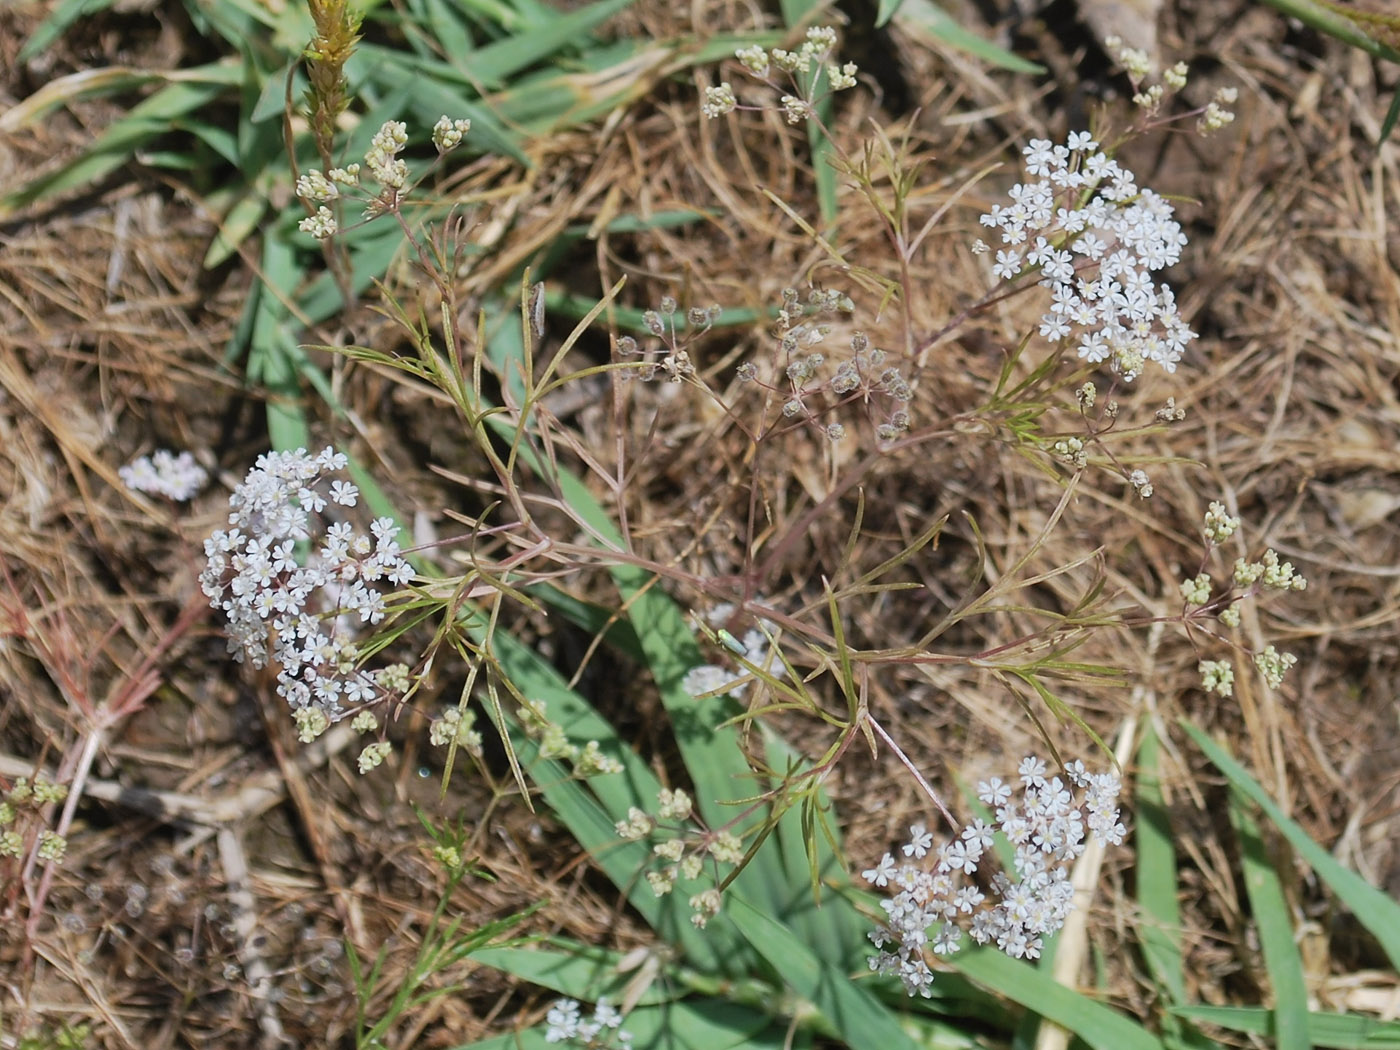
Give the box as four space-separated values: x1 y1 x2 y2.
1199 88 1238 133
614 787 745 929
431 116 471 153
517 699 623 777
977 133 1195 381
0 774 70 862
615 298 719 383
1156 397 1186 422
1203 500 1240 544
864 756 1124 998
119 449 207 501
702 26 858 123
544 997 632 1047
429 706 485 756
1051 436 1087 468
201 447 415 732
740 290 913 443
1197 658 1235 697
1102 38 1190 114
1184 503 1308 693
1252 645 1297 689
1104 36 1152 81
1233 548 1306 592
297 116 471 238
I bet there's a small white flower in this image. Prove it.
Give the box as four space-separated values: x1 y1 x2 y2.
902 823 933 858
119 450 207 501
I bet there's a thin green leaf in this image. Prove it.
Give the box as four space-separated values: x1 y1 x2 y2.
949 945 1164 1050
0 66 160 129
453 998 778 1050
1256 0 1400 64
1172 1005 1400 1049
1 72 236 215
470 944 674 1006
1182 721 1400 971
20 0 118 60
1382 87 1400 144
875 0 905 27
564 209 716 235
411 0 478 72
466 617 743 973
726 894 921 1050
1134 723 1186 1004
894 0 1044 74
467 0 635 82
1229 793 1311 1050
204 192 270 269
246 237 312 452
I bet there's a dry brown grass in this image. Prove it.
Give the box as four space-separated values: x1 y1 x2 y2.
3 0 1400 1046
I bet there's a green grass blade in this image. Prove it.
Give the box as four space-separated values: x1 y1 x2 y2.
895 0 1044 73
470 943 674 1006
0 66 160 129
1172 1005 1400 1049
1381 86 1400 144
407 0 478 70
204 191 270 269
245 237 312 452
467 0 635 82
467 617 745 973
1256 0 1400 64
1 71 236 215
1182 721 1400 971
807 117 839 230
948 945 1165 1050
20 0 118 60
726 895 921 1050
548 461 866 963
452 998 778 1050
875 0 904 26
1135 723 1185 1003
1229 793 1312 1050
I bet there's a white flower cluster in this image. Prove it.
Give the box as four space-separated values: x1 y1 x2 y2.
978 133 1195 380
119 449 207 501
864 756 1125 997
544 998 632 1046
1184 502 1307 690
682 604 785 699
702 26 858 121
200 447 414 731
613 787 743 928
296 117 471 238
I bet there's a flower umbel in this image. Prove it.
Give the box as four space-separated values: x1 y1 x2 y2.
978 134 1195 380
865 757 1125 997
200 447 415 730
544 997 632 1046
119 450 207 501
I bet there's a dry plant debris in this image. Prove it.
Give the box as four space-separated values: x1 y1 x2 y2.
2 0 1400 1046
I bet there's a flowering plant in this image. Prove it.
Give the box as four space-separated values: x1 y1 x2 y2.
976 133 1193 381
866 757 1124 995
199 447 414 741
178 18 1318 1050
